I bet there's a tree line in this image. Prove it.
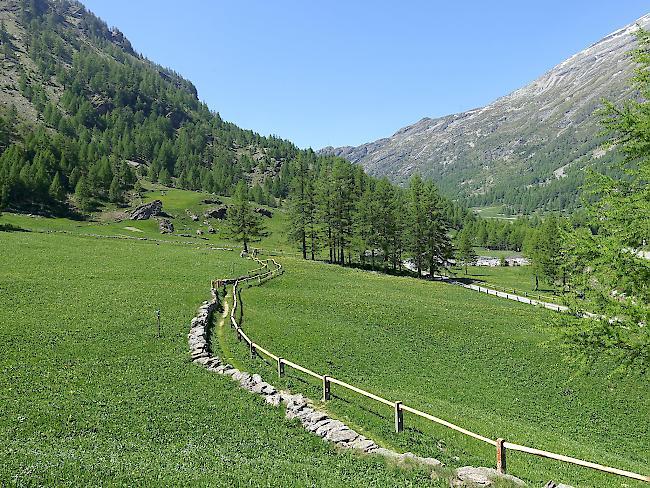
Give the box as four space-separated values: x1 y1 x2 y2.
286 151 457 276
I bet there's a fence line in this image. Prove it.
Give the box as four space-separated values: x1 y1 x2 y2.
220 257 650 484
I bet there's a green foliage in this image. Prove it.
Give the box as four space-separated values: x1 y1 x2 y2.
227 180 266 252
523 215 564 291
74 174 92 212
456 228 477 274
48 171 65 201
561 28 650 373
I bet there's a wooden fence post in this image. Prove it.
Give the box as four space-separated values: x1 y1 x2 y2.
323 375 331 401
394 401 404 433
496 438 507 474
277 357 285 378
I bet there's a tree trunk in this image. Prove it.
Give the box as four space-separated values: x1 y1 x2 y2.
302 231 306 260
534 274 539 291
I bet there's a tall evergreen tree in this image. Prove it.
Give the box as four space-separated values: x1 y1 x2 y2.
456 228 477 275
562 28 650 373
48 171 65 201
226 180 266 253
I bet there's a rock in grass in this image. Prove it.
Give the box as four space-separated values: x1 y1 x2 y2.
452 467 525 487
265 394 281 407
325 428 358 444
350 437 377 452
130 200 163 220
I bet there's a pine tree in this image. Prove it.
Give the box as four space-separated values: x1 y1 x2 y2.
562 28 650 373
457 229 477 275
48 171 65 201
74 174 92 212
108 175 122 203
226 180 266 253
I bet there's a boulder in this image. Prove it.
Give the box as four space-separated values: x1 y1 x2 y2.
202 198 222 205
196 229 203 236
204 206 228 219
159 219 174 234
543 482 574 488
130 200 163 220
452 467 525 487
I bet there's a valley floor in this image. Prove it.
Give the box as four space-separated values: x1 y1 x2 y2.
1 207 648 487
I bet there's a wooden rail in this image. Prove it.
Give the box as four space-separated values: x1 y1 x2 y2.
220 257 650 485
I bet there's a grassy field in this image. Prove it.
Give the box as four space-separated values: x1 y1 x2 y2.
451 265 561 299
0 229 445 486
228 257 649 487
0 184 296 256
471 206 519 220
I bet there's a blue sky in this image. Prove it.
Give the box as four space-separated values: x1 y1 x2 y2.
82 1 649 149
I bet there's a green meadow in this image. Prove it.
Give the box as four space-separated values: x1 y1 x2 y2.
0 228 442 487
229 257 649 487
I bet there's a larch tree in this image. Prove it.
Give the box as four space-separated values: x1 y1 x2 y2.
226 180 266 253
562 28 650 373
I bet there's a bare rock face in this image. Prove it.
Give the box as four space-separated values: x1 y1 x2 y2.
159 219 174 234
130 200 163 220
254 207 273 218
204 206 228 220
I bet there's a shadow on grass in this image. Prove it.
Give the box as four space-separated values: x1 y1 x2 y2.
0 223 30 232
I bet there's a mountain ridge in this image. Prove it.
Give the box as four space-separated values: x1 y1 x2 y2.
321 13 650 212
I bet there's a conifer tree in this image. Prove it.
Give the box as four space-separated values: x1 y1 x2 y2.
48 171 65 201
74 174 92 212
456 229 477 275
562 28 650 373
227 180 266 253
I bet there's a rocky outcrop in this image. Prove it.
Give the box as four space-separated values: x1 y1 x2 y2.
202 198 222 205
204 206 228 220
159 219 174 234
542 481 574 488
130 200 163 220
185 209 199 221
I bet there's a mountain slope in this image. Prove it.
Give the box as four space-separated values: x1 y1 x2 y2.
0 0 296 213
322 14 650 212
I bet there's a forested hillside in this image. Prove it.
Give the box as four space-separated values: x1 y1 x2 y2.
322 14 650 214
0 0 299 213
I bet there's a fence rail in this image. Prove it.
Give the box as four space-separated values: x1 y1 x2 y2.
220 257 650 484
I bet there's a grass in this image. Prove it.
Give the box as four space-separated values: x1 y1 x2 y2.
0 229 445 486
0 184 296 255
471 206 519 220
473 247 523 259
228 257 649 488
452 265 561 299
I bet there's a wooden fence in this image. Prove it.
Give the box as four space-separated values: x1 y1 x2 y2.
222 258 649 484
